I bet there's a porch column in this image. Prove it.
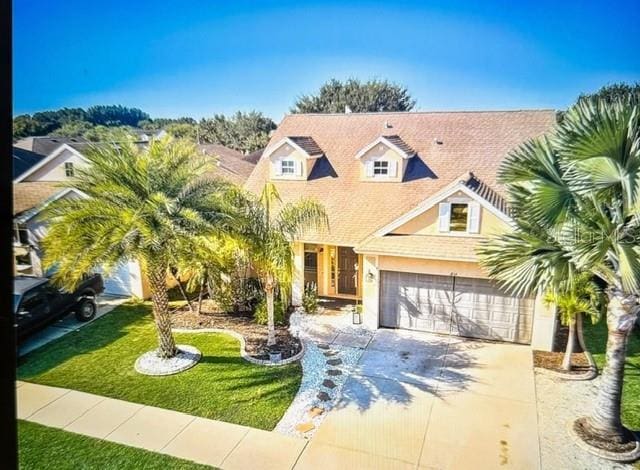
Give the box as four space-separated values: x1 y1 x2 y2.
361 255 380 329
530 293 557 352
292 241 304 306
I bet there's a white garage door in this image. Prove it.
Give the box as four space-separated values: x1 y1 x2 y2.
102 261 134 297
379 271 534 344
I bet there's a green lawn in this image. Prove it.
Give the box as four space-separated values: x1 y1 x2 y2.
584 319 640 430
18 302 301 430
19 420 213 469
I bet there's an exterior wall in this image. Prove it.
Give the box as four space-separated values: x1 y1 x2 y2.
361 254 380 329
391 190 508 236
25 148 89 182
378 255 488 279
268 143 312 181
292 241 304 305
358 144 406 182
530 294 557 351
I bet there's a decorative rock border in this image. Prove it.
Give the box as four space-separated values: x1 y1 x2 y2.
134 344 201 376
567 420 640 463
172 327 305 366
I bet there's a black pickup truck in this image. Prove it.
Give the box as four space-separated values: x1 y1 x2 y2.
13 274 104 340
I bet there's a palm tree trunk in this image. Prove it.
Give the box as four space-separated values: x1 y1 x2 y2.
583 289 637 443
148 261 178 359
170 270 194 314
562 318 576 371
197 278 205 315
576 313 597 371
265 275 276 346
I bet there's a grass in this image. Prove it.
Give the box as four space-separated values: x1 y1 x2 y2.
19 420 213 469
18 301 301 430
583 319 640 431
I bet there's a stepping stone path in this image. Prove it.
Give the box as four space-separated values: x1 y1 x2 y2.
317 391 331 402
327 369 342 376
317 344 331 350
323 351 338 357
322 379 336 389
307 407 324 418
295 422 315 433
326 358 342 366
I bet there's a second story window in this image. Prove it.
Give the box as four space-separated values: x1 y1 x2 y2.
373 160 389 176
64 162 75 177
281 160 295 175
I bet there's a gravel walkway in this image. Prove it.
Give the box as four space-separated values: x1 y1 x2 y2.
535 368 634 470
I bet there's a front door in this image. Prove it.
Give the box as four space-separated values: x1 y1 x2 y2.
337 247 358 295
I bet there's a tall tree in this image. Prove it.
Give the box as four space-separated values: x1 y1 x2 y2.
291 78 416 113
42 138 237 359
85 105 149 127
578 82 640 105
479 97 640 457
242 183 327 345
199 111 276 153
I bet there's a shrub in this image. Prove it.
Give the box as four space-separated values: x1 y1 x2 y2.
254 298 287 326
212 276 264 313
302 282 319 314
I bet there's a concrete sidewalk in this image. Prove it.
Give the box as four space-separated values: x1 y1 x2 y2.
17 381 307 469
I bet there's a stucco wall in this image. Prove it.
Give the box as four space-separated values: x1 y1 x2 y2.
391 190 507 236
25 148 89 182
358 144 406 182
378 255 488 278
268 143 312 180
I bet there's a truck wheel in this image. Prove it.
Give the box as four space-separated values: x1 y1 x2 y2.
75 298 97 322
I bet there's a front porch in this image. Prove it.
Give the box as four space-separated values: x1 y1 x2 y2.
293 242 363 303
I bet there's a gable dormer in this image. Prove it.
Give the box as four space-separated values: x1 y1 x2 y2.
263 136 324 181
355 135 415 182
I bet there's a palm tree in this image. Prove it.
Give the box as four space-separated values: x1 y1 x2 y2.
42 138 237 359
543 274 602 371
479 97 639 454
242 183 327 346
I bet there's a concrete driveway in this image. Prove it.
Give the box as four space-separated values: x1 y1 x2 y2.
295 328 539 470
19 295 128 357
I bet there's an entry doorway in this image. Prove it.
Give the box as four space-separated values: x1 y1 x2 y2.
337 246 358 295
304 244 318 286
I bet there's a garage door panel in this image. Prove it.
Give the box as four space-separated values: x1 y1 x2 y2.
380 271 534 344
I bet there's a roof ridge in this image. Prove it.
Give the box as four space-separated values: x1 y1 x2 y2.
283 109 557 118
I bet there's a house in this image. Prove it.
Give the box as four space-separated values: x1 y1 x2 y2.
12 139 148 298
245 110 559 351
198 143 256 185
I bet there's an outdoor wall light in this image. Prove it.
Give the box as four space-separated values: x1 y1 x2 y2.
366 270 375 282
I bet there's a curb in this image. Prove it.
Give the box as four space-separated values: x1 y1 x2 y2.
172 327 305 366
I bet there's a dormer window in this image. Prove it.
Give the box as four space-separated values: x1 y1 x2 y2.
373 161 389 176
438 201 480 234
281 159 295 175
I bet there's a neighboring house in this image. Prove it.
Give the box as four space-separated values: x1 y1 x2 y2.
245 110 559 351
198 144 256 184
12 139 148 298
244 147 265 164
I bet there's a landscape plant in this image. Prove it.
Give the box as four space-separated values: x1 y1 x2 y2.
480 96 640 458
242 183 327 345
302 282 319 314
42 137 237 360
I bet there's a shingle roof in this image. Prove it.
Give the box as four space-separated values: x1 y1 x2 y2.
13 147 47 180
245 110 556 246
14 136 90 156
244 148 265 164
382 135 415 157
198 144 256 185
465 172 510 215
288 136 323 157
13 182 64 217
356 234 483 262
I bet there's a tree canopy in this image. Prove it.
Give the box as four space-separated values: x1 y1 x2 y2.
198 111 276 153
291 78 416 113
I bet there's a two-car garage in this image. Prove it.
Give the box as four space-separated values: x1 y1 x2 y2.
379 271 534 344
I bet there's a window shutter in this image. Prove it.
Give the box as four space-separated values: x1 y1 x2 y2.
296 160 303 176
388 160 397 177
438 203 451 232
366 161 374 177
468 202 480 233
275 160 282 176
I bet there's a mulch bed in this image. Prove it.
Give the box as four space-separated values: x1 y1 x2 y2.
171 300 302 361
533 322 591 374
573 417 638 453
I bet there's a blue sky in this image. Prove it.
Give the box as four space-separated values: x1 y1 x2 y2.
13 0 640 121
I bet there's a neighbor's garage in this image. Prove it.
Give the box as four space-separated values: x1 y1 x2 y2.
379 271 534 344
